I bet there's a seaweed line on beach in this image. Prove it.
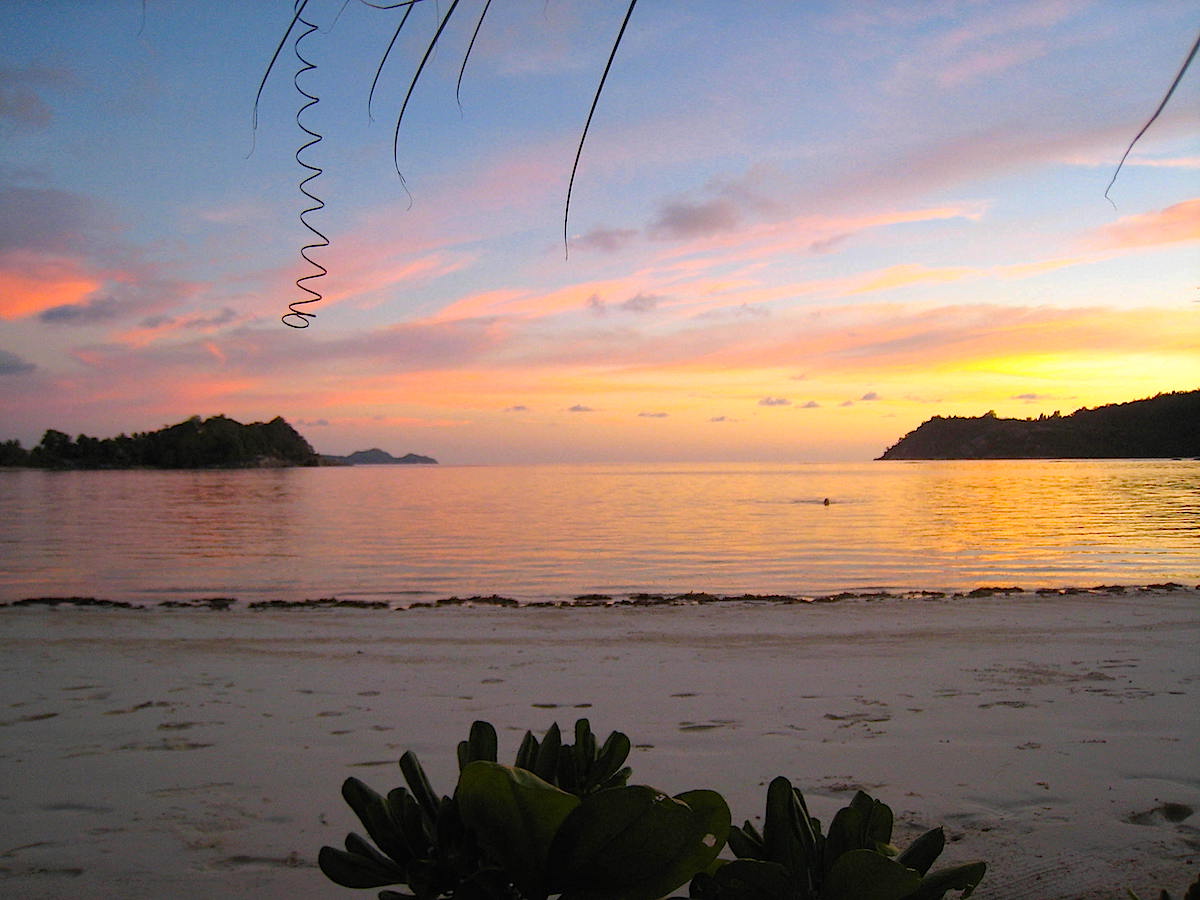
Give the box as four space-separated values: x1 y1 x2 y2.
2 583 1195 613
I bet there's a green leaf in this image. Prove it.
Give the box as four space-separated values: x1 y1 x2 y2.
386 787 431 859
896 828 945 877
726 822 765 860
515 730 540 770
551 785 730 900
456 760 580 898
535 722 563 784
854 791 895 853
597 729 631 773
762 777 820 882
341 777 410 865
820 849 921 900
574 718 598 777
400 750 441 821
457 720 498 769
694 858 794 900
900 861 987 900
591 728 633 792
317 843 405 889
826 792 896 866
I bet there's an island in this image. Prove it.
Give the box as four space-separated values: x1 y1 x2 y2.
877 390 1200 460
321 448 438 465
0 416 442 469
0 415 321 469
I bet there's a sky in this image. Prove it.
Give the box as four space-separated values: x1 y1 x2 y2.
1 1 1197 464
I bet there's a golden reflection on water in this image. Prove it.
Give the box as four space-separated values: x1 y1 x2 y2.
1 460 1196 602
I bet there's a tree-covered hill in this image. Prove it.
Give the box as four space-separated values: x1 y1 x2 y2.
0 415 319 469
878 390 1200 460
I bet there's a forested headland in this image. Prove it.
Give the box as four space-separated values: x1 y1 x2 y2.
878 390 1200 460
0 415 319 469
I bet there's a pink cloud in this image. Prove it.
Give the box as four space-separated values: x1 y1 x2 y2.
1086 199 1200 251
0 251 101 319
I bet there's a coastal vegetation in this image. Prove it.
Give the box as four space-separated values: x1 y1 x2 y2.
320 718 986 900
0 414 318 469
878 390 1200 460
0 416 439 469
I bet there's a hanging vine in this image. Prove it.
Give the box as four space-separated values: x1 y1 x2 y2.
253 5 1194 329
255 0 640 328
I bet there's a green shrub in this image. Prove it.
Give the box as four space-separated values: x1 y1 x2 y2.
690 777 984 899
318 720 985 900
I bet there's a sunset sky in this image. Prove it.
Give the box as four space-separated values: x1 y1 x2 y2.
1 1 1197 463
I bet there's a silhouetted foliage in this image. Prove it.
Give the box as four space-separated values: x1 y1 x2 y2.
6 415 318 469
878 391 1200 460
0 439 28 466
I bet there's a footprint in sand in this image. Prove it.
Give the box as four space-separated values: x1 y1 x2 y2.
0 711 59 725
213 852 310 870
1126 802 1194 825
678 719 737 732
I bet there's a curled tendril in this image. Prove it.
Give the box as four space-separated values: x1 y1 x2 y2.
282 3 328 329
259 0 641 327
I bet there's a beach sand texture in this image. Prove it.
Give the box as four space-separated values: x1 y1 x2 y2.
1 589 1197 898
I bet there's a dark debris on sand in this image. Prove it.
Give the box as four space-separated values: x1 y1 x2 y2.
2 583 1194 612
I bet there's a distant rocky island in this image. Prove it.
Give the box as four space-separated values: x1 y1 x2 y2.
878 390 1200 460
321 448 438 466
0 416 437 469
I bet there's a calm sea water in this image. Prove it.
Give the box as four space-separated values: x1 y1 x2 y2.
0 460 1196 605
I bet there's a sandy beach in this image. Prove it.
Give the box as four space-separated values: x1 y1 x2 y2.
1 588 1196 898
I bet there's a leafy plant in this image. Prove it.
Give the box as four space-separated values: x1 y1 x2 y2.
458 760 728 900
320 723 985 900
319 719 726 900
513 718 633 797
318 720 511 899
688 777 985 900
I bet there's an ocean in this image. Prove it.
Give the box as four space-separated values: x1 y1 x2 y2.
1 459 1196 607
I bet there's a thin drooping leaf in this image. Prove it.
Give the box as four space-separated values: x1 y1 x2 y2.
457 0 494 109
1105 30 1200 205
391 0 463 180
252 0 311 132
368 2 419 122
563 0 640 258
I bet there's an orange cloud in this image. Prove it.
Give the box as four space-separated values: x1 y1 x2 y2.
1088 199 1200 250
0 252 101 319
995 257 1082 279
847 264 976 295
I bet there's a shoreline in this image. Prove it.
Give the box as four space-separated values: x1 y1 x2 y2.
1 590 1196 898
3 582 1197 612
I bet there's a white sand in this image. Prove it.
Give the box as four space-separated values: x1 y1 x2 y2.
1 589 1197 899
